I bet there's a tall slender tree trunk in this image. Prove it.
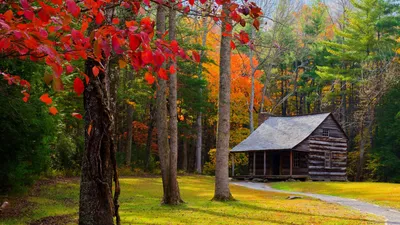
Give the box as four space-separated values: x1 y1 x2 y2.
182 138 188 171
356 118 365 182
125 70 134 166
340 80 347 126
145 103 154 171
249 27 256 133
196 114 202 173
79 58 120 225
155 3 183 205
213 3 233 201
196 16 209 174
167 3 183 204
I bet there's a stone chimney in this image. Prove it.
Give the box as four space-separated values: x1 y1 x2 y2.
258 112 273 126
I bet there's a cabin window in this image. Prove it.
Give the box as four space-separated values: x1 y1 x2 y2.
322 129 330 137
325 152 332 168
294 152 300 168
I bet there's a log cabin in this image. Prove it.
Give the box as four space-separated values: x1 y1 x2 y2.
231 112 348 181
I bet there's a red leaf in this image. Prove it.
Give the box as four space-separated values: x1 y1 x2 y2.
169 65 176 74
238 30 250 44
253 19 260 31
129 34 141 51
40 93 52 105
66 0 80 18
144 72 155 84
154 51 165 67
95 11 104 25
170 40 179 53
200 0 207 3
112 36 123 54
72 112 83 119
192 50 200 63
143 0 150 6
92 66 99 77
225 23 232 32
230 40 236 50
24 10 34 20
73 77 84 96
183 6 190 14
22 92 30 102
49 106 58 115
4 10 13 22
38 9 50 23
112 18 119 24
157 68 168 80
66 65 74 74
141 50 153 64
84 73 90 84
189 0 194 5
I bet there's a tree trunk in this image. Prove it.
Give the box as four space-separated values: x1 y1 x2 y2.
340 80 347 126
155 4 183 205
145 103 154 171
356 118 365 182
182 138 188 171
195 16 209 174
125 70 134 166
196 113 202 173
213 3 233 201
167 3 183 204
79 58 120 225
249 27 255 133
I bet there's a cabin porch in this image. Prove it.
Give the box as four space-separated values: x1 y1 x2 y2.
231 150 309 180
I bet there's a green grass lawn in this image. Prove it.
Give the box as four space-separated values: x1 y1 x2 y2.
271 182 400 210
1 176 383 225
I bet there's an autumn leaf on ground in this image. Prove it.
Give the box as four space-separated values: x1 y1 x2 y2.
40 93 52 105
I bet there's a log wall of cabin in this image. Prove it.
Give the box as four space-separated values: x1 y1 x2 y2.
306 115 348 181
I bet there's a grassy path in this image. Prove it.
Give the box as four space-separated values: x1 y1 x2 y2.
271 182 400 210
1 176 384 225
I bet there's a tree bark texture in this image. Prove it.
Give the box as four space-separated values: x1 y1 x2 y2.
125 70 134 166
249 27 255 133
79 58 120 225
167 4 183 204
213 3 233 201
195 16 209 174
155 4 182 205
145 103 154 171
182 138 188 171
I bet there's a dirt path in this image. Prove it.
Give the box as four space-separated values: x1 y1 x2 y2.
231 181 400 225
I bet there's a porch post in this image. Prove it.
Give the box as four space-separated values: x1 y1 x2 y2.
253 152 256 176
263 151 266 175
290 150 293 176
231 154 235 177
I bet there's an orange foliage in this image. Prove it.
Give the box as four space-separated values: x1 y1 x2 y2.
204 27 264 127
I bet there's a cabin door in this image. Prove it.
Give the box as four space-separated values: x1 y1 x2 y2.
272 153 280 175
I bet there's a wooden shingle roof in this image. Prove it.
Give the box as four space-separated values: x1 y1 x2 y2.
231 113 331 152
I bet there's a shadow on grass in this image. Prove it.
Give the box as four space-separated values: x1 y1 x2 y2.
132 199 383 224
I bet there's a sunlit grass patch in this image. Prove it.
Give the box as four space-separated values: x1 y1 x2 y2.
271 181 400 210
1 176 384 225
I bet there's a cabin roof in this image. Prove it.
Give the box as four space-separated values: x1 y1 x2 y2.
231 113 331 152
